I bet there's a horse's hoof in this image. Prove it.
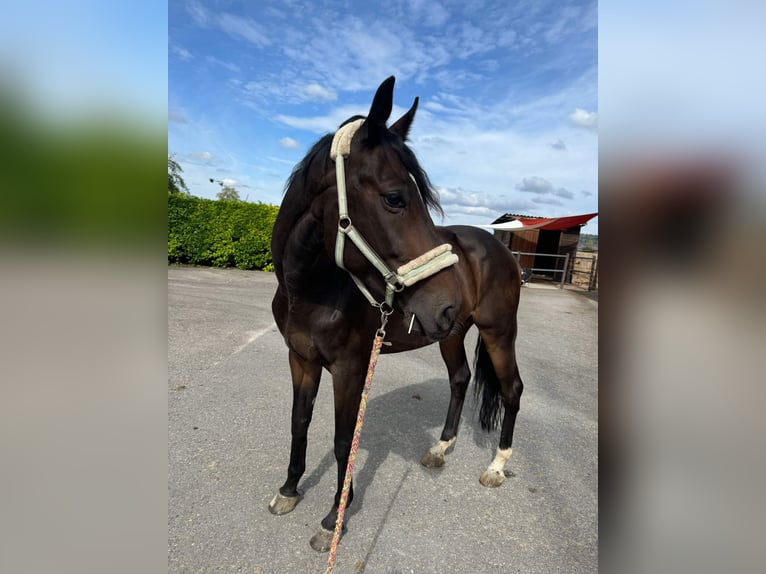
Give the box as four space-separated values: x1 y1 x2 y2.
420 451 445 468
309 527 336 552
479 469 505 488
268 492 301 515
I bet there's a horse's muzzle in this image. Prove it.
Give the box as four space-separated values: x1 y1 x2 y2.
409 300 458 341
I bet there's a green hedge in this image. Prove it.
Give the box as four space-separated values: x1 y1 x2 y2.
168 193 279 271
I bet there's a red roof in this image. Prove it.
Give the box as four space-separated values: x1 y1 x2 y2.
489 212 597 231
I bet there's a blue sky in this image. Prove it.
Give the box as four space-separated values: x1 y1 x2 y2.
169 0 598 232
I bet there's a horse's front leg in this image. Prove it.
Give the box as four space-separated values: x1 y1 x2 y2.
309 360 366 552
269 349 322 515
421 334 470 468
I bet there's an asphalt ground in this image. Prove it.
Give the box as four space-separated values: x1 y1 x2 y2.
168 266 598 574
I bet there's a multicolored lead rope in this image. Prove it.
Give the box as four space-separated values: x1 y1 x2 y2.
325 308 392 574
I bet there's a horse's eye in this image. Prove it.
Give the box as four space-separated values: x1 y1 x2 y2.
383 192 405 209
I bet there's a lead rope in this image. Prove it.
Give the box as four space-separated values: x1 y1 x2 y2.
325 306 392 574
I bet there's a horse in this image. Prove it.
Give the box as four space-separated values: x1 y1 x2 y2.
268 76 525 552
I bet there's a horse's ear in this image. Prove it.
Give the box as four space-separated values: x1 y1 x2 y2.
364 76 395 145
390 97 419 141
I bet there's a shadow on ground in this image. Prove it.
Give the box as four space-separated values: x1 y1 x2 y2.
295 376 499 521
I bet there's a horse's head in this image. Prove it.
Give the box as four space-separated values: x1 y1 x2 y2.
323 76 462 340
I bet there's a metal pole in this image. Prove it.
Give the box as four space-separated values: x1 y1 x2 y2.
559 253 570 289
589 255 598 291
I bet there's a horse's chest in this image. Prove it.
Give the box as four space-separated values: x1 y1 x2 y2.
284 304 368 364
281 263 377 357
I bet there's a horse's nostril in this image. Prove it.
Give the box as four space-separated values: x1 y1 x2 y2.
439 304 457 330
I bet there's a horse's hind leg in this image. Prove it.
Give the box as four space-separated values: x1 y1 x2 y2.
268 349 322 515
475 330 524 488
480 365 523 487
421 334 471 468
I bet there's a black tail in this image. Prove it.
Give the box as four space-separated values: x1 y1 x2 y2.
473 335 502 431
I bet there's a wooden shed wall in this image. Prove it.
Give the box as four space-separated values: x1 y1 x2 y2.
509 230 538 269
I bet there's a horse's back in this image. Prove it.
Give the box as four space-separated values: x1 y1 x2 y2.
437 225 521 281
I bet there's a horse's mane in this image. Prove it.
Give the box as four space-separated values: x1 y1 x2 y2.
282 116 444 218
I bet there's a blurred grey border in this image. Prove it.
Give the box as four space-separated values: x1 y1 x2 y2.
0 2 167 573
599 1 766 573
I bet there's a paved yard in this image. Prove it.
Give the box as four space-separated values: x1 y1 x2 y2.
168 267 597 573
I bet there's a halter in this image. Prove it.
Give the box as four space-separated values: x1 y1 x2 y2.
329 119 459 309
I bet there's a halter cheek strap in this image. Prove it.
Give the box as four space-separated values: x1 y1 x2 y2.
329 119 459 309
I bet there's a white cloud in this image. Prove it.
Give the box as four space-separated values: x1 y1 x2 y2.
189 151 218 164
274 105 370 133
422 98 470 116
217 12 271 47
414 134 450 147
425 3 450 27
170 44 192 61
206 56 240 73
550 139 567 150
275 114 340 134
544 6 582 44
409 0 450 27
570 108 598 129
186 2 270 47
169 107 188 124
436 186 535 218
515 177 574 200
278 137 299 149
221 5 594 112
455 22 486 58
303 83 336 102
186 1 209 26
266 156 298 166
422 101 451 114
532 196 564 206
277 15 452 93
239 80 346 108
516 176 554 194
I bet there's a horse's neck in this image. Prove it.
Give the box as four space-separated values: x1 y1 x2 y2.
280 206 340 297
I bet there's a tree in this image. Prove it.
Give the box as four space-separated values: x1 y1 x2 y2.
168 155 189 194
216 185 240 201
210 178 241 201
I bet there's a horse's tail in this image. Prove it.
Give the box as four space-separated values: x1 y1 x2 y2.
473 335 503 432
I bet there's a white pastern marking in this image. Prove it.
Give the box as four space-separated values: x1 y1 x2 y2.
232 322 276 355
429 436 456 457
487 447 512 474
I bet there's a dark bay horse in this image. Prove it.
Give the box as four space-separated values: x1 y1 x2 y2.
269 76 524 551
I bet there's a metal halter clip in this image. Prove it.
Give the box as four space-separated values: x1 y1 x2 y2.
375 304 394 344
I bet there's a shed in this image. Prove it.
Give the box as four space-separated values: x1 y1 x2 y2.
488 212 598 281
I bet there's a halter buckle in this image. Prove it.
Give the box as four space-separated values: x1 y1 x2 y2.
384 274 405 293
